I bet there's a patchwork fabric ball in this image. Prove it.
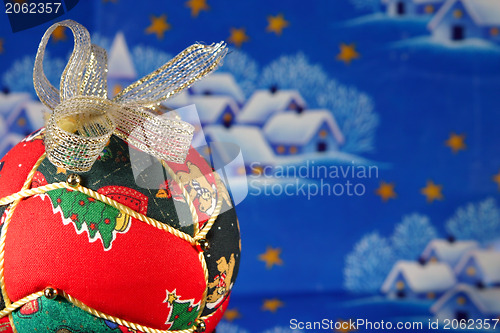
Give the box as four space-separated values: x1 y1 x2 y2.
0 129 240 333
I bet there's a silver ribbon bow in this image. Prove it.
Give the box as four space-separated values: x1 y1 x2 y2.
34 20 227 172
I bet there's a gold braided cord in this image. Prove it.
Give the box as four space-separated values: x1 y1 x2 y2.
197 251 209 317
0 154 47 332
73 185 195 245
62 291 197 333
0 182 196 246
0 291 44 318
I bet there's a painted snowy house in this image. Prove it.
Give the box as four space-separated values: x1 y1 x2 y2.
189 73 245 106
5 101 47 136
237 89 306 127
381 261 456 300
382 0 445 16
263 110 344 155
189 96 239 128
204 125 275 175
107 32 137 97
428 0 500 43
431 284 500 321
0 133 24 159
421 239 479 268
0 92 31 117
455 250 500 287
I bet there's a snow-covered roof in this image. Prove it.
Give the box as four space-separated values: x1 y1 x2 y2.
381 261 456 294
0 93 31 116
455 250 500 284
431 284 500 315
263 110 344 145
429 0 500 30
108 32 137 80
203 125 275 164
6 101 48 129
190 73 245 104
237 90 306 125
421 239 479 267
189 96 239 124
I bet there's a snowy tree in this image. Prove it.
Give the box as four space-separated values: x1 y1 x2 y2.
392 213 437 260
216 322 250 333
259 53 379 153
219 49 259 98
344 232 395 293
2 52 65 96
317 80 379 153
258 52 328 104
446 198 500 245
350 0 382 12
132 45 172 78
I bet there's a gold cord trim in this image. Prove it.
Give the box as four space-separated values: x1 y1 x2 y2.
0 153 231 332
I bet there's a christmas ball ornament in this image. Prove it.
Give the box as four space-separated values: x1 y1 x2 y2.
0 20 240 333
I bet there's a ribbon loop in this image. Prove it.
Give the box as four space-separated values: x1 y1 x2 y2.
33 20 225 172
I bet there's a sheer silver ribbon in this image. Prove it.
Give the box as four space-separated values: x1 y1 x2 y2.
34 20 227 172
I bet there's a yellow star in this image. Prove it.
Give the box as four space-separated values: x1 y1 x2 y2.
223 308 241 322
336 43 360 65
51 26 67 43
164 290 178 305
375 181 397 202
262 298 284 313
421 180 444 203
145 14 171 40
186 0 209 17
228 27 249 48
492 170 500 189
0 39 4 54
259 246 283 269
266 14 289 36
336 319 357 333
56 167 67 174
445 132 466 153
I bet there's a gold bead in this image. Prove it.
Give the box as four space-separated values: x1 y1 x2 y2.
197 239 210 252
44 287 58 300
66 174 81 187
194 319 206 333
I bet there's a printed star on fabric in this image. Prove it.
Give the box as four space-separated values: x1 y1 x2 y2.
228 28 249 48
145 14 171 40
56 167 67 174
223 308 241 322
421 180 443 203
493 170 500 190
375 181 397 202
445 132 466 153
186 0 209 17
262 298 284 313
164 290 178 305
336 43 360 65
51 26 67 43
259 246 283 269
0 39 4 54
266 14 289 36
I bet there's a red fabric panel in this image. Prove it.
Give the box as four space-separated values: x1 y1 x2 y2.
4 195 206 330
0 139 45 199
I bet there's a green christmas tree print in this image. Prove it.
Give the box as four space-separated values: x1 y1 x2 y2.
47 188 130 250
164 290 200 330
13 297 120 332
